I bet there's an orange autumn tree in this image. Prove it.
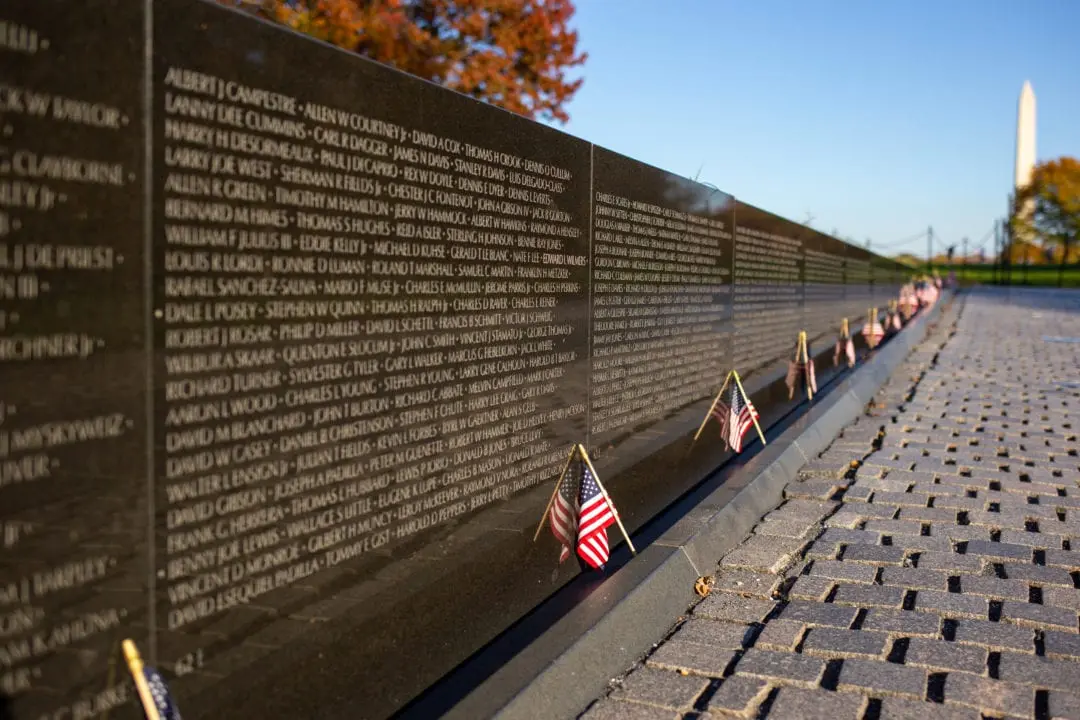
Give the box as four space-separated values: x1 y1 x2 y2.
223 0 586 123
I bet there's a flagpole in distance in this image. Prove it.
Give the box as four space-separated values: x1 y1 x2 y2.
122 639 162 720
731 371 767 446
532 443 579 542
578 446 636 555
693 370 732 443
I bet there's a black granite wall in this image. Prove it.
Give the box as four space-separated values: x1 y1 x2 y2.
0 2 913 718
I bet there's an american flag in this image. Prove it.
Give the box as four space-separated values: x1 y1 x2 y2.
143 666 182 720
785 357 802 398
862 318 885 348
891 311 902 331
715 383 759 453
550 455 616 569
807 354 817 394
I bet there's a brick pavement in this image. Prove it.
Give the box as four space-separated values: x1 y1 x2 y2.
581 289 1080 719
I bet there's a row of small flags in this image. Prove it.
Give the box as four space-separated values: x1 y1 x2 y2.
89 285 939 715
537 279 940 571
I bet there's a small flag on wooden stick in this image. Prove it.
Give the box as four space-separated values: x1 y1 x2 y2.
861 307 884 349
835 318 855 368
533 444 634 569
122 639 182 720
787 331 817 400
694 370 765 452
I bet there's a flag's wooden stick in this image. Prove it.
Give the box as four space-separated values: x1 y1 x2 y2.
122 639 162 720
579 446 636 555
693 370 732 443
787 333 800 400
533 444 578 542
731 371 767 446
800 331 813 400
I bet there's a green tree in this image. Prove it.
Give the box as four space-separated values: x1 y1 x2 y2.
1011 156 1080 285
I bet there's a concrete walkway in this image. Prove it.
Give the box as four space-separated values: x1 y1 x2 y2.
579 289 1080 719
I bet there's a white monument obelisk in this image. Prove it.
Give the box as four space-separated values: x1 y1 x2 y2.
1013 81 1037 250
1015 81 1037 191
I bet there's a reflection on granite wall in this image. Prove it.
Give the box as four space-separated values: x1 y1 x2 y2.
0 1 914 718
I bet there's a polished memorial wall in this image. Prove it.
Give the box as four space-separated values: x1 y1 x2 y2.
0 1 912 718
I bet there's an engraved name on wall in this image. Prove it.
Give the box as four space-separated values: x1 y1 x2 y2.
152 61 590 643
0 5 146 718
589 151 732 442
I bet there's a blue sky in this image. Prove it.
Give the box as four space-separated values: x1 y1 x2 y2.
553 0 1080 259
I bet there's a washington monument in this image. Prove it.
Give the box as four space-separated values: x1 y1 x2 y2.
1014 81 1037 192
1013 81 1037 245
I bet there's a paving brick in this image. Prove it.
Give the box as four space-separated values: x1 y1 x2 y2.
581 700 681 720
1045 549 1080 570
720 535 807 573
880 567 951 591
900 506 964 523
753 619 806 652
770 500 840 522
647 641 739 677
670 619 752 649
1048 691 1080 720
1044 630 1080 661
963 540 1034 563
918 551 985 573
932 496 988 512
788 575 835 601
959 576 1030 600
703 675 768 717
819 528 883 546
832 583 906 609
861 609 941 637
913 590 988 619
1045 587 1080 611
827 510 880 530
904 637 987 674
767 687 867 719
863 519 928 536
1001 601 1077 631
733 648 825 688
937 525 992 543
942 673 1033 717
808 559 878 584
612 667 710 710
837 657 927 699
786 482 843 501
755 518 820 540
842 544 910 565
778 601 859 629
800 627 889 659
859 477 915 493
997 653 1080 693
843 486 874 502
1000 530 1063 549
695 594 776 624
876 697 981 720
953 619 1035 653
872 491 931 508
890 535 958 553
709 568 781 599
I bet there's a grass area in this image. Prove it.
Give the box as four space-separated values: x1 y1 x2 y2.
930 263 1080 288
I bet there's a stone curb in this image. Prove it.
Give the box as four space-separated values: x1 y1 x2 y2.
439 294 954 720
